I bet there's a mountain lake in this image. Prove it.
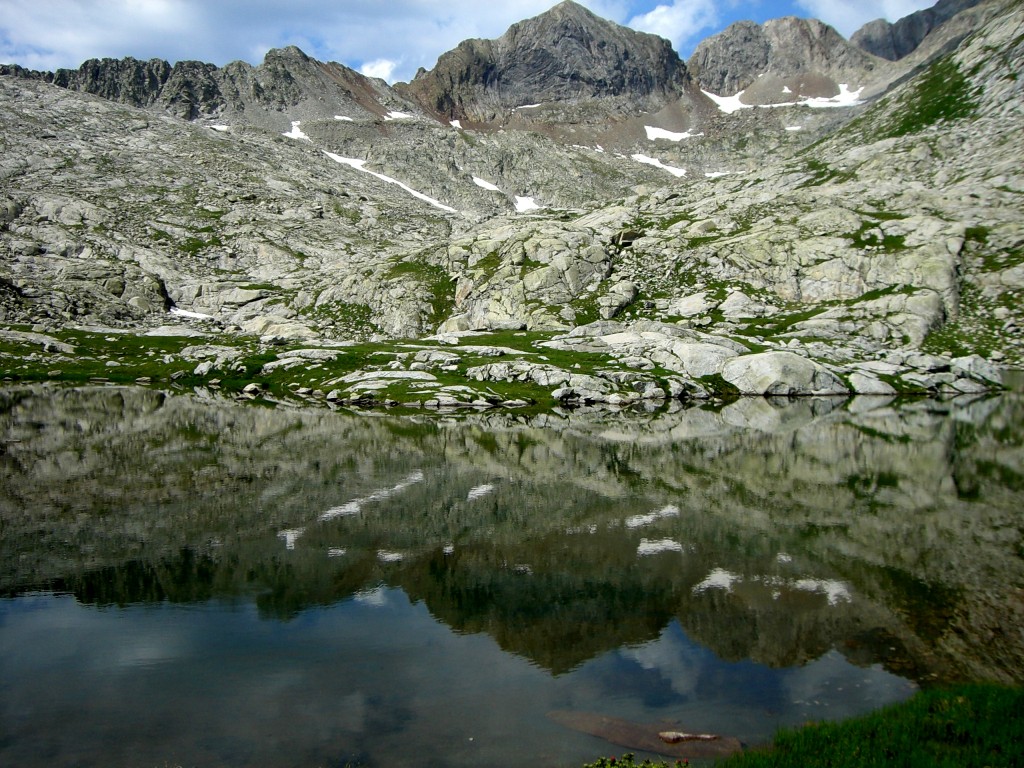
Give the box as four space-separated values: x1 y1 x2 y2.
1 383 1022 767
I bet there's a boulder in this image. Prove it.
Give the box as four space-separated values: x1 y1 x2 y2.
721 351 848 395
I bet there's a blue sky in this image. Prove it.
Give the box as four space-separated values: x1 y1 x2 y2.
1 0 937 83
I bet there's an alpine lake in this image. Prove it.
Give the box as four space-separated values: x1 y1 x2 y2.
2 381 1022 768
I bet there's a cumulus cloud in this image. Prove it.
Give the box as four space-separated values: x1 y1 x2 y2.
628 0 721 51
359 58 398 82
794 0 937 36
627 0 758 57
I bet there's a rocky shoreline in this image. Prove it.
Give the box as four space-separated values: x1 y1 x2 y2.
0 318 1006 412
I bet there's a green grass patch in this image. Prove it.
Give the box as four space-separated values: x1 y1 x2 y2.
732 306 827 338
847 221 907 252
798 158 857 188
180 235 223 255
881 56 981 139
470 251 503 274
715 685 1023 768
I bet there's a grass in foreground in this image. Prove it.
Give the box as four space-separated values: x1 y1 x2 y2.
582 685 1023 768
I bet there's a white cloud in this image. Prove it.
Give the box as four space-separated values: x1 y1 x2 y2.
628 0 722 52
360 58 397 81
622 0 753 57
794 0 937 36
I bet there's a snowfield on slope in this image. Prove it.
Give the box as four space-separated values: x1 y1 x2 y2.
325 152 457 213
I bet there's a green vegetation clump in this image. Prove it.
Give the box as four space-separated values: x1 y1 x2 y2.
881 56 981 139
846 221 907 252
715 685 1023 768
577 686 1023 768
798 158 857 188
582 755 688 768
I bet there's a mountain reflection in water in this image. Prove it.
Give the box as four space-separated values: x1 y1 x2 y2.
1 386 1022 768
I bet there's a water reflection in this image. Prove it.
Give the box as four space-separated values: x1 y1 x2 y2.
1 386 1023 767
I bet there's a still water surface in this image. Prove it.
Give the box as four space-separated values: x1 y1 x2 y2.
2 386 1022 767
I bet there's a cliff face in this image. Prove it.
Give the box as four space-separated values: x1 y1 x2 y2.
687 16 880 98
398 0 692 122
851 0 985 60
1 45 412 127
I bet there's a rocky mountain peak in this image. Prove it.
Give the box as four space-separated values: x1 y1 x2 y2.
850 0 984 60
688 15 879 99
397 0 689 122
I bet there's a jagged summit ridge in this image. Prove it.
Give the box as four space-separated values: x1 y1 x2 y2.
398 0 690 122
0 46 411 128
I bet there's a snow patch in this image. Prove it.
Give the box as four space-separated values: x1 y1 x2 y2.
209 124 229 132
638 539 684 556
467 483 495 501
625 504 680 529
277 528 305 550
702 90 750 115
170 307 214 320
282 120 311 141
631 154 686 177
515 196 541 213
793 578 852 605
334 115 354 122
703 83 864 115
473 176 501 192
320 470 426 522
785 125 803 131
324 152 457 213
694 568 740 593
804 83 864 109
515 103 542 110
644 126 703 142
384 110 414 121
450 119 463 129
